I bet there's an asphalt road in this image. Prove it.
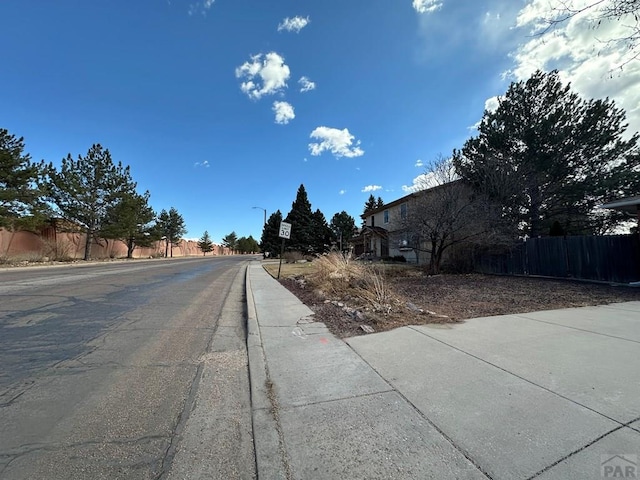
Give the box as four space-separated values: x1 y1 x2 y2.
0 256 257 480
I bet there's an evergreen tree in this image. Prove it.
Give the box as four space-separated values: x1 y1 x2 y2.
157 207 187 257
237 235 260 254
311 209 332 254
246 235 260 253
453 70 640 237
222 231 238 253
47 144 136 260
197 230 214 256
260 210 283 257
362 194 383 226
101 190 157 259
330 211 357 251
363 194 377 214
284 184 315 254
0 128 49 230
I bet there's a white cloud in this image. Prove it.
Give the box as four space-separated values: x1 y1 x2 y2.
298 76 316 93
402 172 437 192
278 16 310 33
188 0 215 16
308 126 365 158
468 96 502 131
194 160 210 168
478 7 522 50
412 0 443 14
484 96 500 112
235 52 291 100
362 185 382 193
403 158 457 192
509 0 640 135
415 159 424 168
272 101 295 125
339 189 346 195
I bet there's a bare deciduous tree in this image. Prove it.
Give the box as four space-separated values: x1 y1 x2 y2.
534 0 640 68
398 156 507 274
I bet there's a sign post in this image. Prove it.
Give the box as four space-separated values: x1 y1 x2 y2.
277 221 292 279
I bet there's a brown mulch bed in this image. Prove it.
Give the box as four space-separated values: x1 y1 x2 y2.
279 273 640 339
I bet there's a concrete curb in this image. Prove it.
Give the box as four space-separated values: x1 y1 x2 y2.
245 263 288 479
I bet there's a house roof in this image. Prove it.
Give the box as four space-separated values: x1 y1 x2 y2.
363 225 388 236
351 225 388 242
360 193 416 219
360 179 464 218
599 195 640 214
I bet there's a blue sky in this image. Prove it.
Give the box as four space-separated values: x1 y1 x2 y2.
2 1 638 243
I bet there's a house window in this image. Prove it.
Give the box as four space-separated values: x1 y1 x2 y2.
383 210 389 224
400 203 407 220
398 233 411 250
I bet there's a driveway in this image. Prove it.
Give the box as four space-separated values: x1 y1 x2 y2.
346 301 640 479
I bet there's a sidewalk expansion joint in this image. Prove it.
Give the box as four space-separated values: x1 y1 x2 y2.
345 342 494 480
277 388 396 410
408 325 630 427
514 314 640 345
526 423 632 479
624 415 640 434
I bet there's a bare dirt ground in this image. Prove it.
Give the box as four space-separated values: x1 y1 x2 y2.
278 271 640 338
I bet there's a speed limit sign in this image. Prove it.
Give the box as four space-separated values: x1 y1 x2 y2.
279 222 292 239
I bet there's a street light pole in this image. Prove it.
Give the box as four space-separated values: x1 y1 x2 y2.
252 206 266 225
252 206 267 259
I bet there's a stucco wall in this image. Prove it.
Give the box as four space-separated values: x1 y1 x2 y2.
0 229 230 260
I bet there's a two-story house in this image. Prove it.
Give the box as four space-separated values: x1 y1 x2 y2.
352 180 468 265
353 192 420 262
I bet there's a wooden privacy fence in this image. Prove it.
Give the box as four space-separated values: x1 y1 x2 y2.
474 234 640 284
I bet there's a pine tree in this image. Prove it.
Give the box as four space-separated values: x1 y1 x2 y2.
47 144 136 260
101 190 157 258
0 128 50 230
197 230 214 256
453 69 640 237
237 235 259 254
222 231 238 253
363 194 377 214
157 207 187 257
330 211 357 250
311 209 332 254
260 210 283 258
284 184 315 254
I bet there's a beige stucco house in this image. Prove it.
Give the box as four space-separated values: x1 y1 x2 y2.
351 180 471 265
352 192 420 263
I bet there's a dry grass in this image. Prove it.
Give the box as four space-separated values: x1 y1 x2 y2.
265 253 640 339
264 253 412 315
311 253 362 296
262 260 317 278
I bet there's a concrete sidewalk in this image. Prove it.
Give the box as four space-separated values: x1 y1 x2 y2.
246 261 640 479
